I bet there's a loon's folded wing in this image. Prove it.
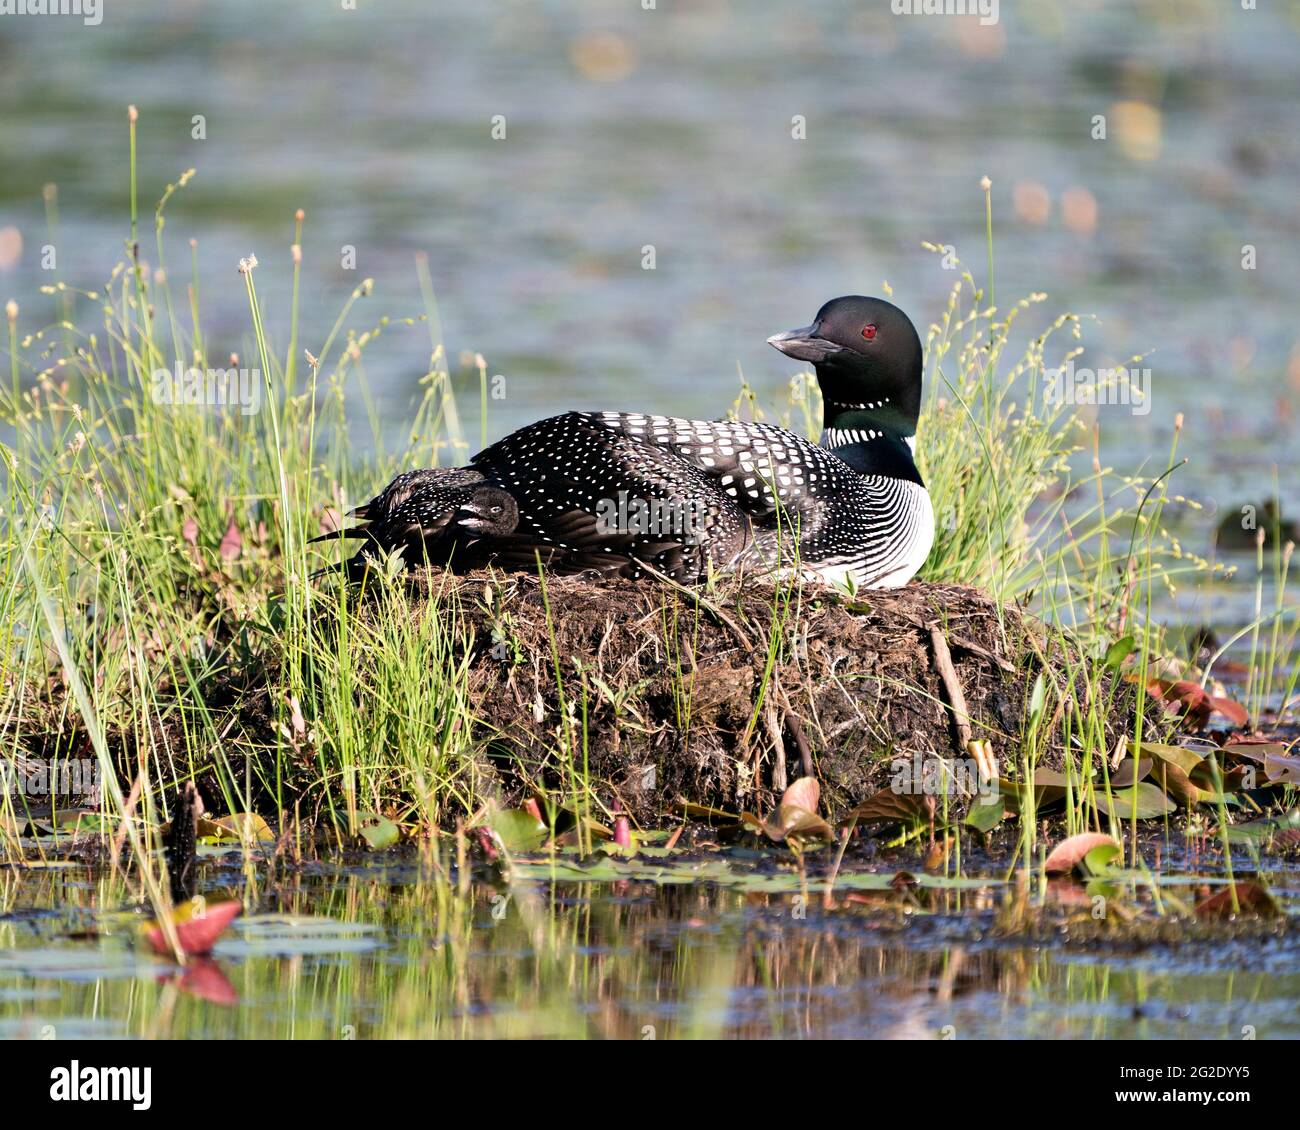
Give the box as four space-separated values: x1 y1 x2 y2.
471 411 751 581
583 412 841 537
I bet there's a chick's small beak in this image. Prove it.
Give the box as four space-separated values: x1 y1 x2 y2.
766 324 843 364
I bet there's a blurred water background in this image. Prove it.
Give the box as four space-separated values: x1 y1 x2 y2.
1 0 1297 622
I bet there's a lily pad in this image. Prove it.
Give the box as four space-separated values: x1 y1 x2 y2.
845 790 928 826
964 795 1006 834
753 778 835 847
216 915 385 957
1140 743 1211 807
1095 783 1177 821
1194 881 1281 919
486 807 549 853
1044 833 1122 875
199 813 275 844
1110 758 1151 787
142 898 242 958
356 812 401 850
1264 751 1300 786
997 768 1077 811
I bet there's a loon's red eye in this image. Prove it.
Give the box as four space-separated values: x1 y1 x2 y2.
861 323 878 340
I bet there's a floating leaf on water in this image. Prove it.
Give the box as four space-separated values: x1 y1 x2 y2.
56 810 116 834
997 768 1075 812
0 947 166 982
218 915 385 957
1223 810 1300 847
199 812 275 844
1140 743 1210 807
23 809 116 836
759 804 835 846
964 795 1006 833
1209 696 1250 727
1264 751 1300 786
551 802 613 842
356 811 400 850
486 807 549 853
1141 678 1249 729
845 790 928 826
142 898 242 959
1194 881 1281 919
781 776 820 814
1137 742 1204 776
1044 833 1121 875
1211 765 1254 794
1095 783 1176 820
1222 740 1287 765
1083 840 1123 874
756 777 835 847
1110 758 1151 787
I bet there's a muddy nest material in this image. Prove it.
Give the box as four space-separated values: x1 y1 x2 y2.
393 573 1132 824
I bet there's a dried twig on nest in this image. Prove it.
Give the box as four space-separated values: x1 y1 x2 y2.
928 621 973 753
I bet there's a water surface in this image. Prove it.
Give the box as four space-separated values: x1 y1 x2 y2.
2 847 1296 1039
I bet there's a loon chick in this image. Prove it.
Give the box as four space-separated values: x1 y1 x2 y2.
316 473 518 578
322 296 934 589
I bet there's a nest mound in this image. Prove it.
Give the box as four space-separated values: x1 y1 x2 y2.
391 572 1131 823
14 573 1135 831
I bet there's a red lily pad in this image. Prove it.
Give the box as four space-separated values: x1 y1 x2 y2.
144 898 242 958
1044 833 1122 875
1141 678 1248 729
756 777 835 845
846 790 929 825
1194 881 1280 919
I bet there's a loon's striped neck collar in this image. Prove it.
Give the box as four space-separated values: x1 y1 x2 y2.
822 398 914 445
822 401 921 485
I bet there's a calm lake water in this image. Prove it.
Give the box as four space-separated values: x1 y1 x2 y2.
1 1 1296 524
2 848 1297 1040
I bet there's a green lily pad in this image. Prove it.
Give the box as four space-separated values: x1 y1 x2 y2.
356 812 400 850
199 813 275 844
486 807 550 853
1095 783 1177 821
965 795 1006 834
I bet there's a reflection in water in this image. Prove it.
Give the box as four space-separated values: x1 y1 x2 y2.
1 863 1295 1039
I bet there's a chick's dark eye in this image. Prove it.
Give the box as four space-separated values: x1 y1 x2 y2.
861 324 878 340
490 505 502 515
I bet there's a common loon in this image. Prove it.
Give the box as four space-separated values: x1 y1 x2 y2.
320 296 935 589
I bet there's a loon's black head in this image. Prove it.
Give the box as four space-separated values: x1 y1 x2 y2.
767 296 923 437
